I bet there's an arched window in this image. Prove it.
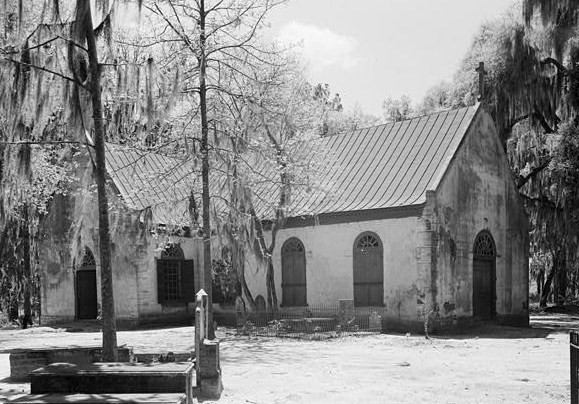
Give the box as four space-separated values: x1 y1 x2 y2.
281 238 307 307
76 246 97 320
474 231 495 257
353 232 384 307
157 243 195 304
472 230 496 319
80 247 96 268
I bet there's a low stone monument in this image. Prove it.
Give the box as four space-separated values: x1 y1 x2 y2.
195 289 223 399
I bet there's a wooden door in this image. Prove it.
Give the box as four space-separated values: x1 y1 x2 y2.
473 259 493 319
472 230 496 320
353 233 384 307
281 238 307 306
77 270 97 319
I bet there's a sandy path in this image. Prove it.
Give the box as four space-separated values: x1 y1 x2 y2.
0 320 571 403
216 332 568 403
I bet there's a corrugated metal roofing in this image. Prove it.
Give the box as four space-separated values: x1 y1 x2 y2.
258 104 480 218
104 144 195 225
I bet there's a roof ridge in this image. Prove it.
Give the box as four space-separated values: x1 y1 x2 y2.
105 142 189 161
324 103 477 138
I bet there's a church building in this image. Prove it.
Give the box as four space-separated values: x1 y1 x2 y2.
245 103 529 329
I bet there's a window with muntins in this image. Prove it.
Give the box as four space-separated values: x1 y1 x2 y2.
357 234 381 249
157 243 195 304
81 247 96 268
474 231 495 257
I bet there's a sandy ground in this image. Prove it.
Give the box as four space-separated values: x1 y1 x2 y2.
0 315 574 403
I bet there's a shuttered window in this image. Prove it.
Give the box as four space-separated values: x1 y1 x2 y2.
353 232 384 307
281 238 307 307
157 243 195 304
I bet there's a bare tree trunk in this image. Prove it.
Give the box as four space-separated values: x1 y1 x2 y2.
239 267 257 311
556 253 567 305
235 247 256 310
265 258 278 310
540 265 556 308
8 298 18 322
78 0 118 361
249 205 278 312
199 0 214 340
21 207 32 329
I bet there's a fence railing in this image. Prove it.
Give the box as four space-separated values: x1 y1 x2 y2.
572 332 579 404
236 302 386 339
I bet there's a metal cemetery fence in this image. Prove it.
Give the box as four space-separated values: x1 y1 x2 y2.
236 302 386 339
572 332 579 404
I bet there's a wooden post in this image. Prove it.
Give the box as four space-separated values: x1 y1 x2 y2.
571 332 579 404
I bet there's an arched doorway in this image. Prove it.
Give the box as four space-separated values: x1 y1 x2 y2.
472 230 496 319
76 247 98 320
281 238 307 306
353 232 384 306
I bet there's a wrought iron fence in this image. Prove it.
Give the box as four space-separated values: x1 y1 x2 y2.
235 303 387 339
572 332 579 404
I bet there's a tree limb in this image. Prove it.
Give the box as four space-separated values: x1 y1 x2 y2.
541 57 567 75
517 158 552 189
0 140 86 145
1 57 88 89
533 106 555 134
510 113 531 129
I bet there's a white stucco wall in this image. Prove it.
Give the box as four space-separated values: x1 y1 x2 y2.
245 216 425 320
136 235 203 321
244 107 529 328
40 153 204 327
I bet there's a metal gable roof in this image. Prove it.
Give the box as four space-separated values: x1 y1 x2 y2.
104 143 195 225
276 103 480 218
101 103 480 225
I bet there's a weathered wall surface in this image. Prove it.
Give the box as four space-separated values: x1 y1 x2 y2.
244 107 528 331
40 152 203 327
136 234 202 324
245 216 426 323
427 108 529 326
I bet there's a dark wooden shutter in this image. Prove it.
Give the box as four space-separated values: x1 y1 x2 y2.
182 259 195 302
294 252 307 306
353 233 384 307
157 259 165 303
281 239 307 307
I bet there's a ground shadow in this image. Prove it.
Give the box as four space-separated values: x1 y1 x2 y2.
429 324 553 340
428 313 579 340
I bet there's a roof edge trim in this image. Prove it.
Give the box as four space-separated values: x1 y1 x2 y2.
264 204 425 229
428 102 483 194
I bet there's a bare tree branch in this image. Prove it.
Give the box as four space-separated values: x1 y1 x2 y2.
1 56 87 89
517 158 552 189
541 57 567 74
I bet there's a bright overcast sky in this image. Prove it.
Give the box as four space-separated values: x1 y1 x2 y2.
264 0 514 117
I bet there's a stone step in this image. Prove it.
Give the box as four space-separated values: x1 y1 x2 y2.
30 362 195 396
7 393 187 403
8 347 132 382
